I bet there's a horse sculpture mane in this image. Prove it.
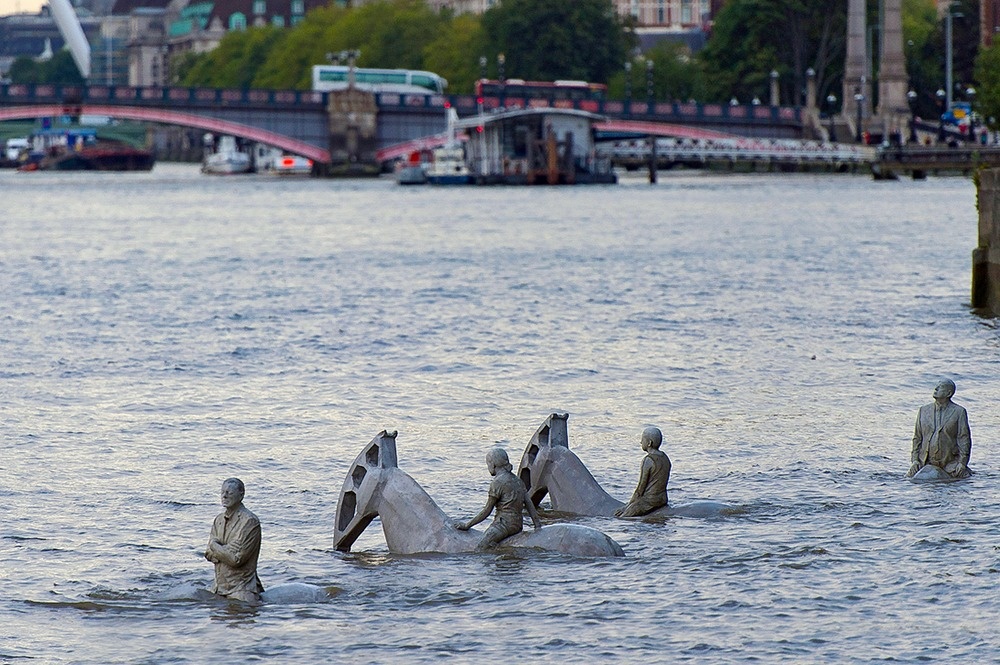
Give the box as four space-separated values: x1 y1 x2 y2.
334 430 625 557
517 413 736 519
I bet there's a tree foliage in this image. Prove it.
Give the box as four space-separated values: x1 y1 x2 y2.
607 42 704 102
9 50 85 85
974 40 1000 128
699 0 845 105
902 0 943 118
478 0 629 83
422 13 485 94
186 0 464 90
180 25 285 88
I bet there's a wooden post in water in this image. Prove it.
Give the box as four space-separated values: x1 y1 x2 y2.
648 135 657 184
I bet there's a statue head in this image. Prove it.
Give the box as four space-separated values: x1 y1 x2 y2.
221 477 245 509
933 379 956 400
640 426 662 451
486 447 512 476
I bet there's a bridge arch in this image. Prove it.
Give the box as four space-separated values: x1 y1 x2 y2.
0 104 330 163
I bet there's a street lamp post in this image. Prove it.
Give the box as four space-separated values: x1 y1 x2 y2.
646 59 654 105
624 61 632 114
967 86 977 143
479 55 487 82
826 94 837 142
907 89 918 143
936 88 946 143
854 88 864 143
497 53 505 104
945 8 962 110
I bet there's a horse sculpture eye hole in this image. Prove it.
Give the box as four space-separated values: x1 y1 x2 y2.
352 466 367 488
338 491 358 531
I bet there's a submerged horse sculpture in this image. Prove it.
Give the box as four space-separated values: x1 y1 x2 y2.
517 413 736 519
333 430 625 557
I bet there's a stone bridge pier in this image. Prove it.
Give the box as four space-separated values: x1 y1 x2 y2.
973 169 1000 315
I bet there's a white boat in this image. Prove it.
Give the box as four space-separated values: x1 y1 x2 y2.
256 146 313 175
424 107 470 185
202 134 252 175
425 145 470 185
395 149 429 185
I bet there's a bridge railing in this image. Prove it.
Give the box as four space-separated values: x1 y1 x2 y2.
0 83 327 108
612 137 874 164
443 94 802 126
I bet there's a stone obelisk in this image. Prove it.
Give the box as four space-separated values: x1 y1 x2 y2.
842 0 869 140
877 0 910 139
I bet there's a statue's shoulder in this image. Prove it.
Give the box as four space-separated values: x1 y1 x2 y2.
649 449 670 463
237 505 261 527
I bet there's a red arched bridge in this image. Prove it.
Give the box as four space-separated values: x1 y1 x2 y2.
1 83 806 168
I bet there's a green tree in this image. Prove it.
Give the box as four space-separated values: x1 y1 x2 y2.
181 25 285 88
252 5 349 89
700 0 845 106
607 42 705 102
422 13 485 94
8 56 41 84
251 0 450 89
974 40 1000 129
170 51 202 85
479 0 629 83
9 50 85 85
904 0 943 118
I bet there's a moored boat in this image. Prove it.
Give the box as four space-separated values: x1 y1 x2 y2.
202 134 252 175
456 108 617 185
425 145 471 185
256 145 314 175
16 128 154 172
395 149 429 185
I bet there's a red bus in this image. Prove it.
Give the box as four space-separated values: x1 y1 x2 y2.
474 78 608 102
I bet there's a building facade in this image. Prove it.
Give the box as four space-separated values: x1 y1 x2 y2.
389 0 715 29
614 0 712 29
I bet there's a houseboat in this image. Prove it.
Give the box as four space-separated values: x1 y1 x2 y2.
455 108 616 185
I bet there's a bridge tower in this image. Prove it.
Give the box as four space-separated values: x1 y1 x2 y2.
842 0 871 140
876 0 910 142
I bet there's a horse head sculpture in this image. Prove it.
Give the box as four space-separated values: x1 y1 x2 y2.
517 413 736 519
334 429 625 557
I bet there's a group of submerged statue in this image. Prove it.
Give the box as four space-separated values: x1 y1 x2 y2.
206 378 974 604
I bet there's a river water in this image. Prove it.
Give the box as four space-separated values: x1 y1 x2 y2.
1 164 996 663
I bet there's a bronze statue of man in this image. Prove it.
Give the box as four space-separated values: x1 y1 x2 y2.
907 379 973 479
456 447 541 549
205 477 264 603
615 426 671 517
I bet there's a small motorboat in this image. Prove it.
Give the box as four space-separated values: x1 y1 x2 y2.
202 134 252 175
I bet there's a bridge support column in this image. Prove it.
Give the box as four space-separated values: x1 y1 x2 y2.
326 88 379 176
842 0 870 141
877 0 910 144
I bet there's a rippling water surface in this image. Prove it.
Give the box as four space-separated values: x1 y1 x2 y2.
1 165 997 663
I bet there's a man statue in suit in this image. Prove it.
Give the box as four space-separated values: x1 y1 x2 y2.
205 477 264 603
907 379 973 479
